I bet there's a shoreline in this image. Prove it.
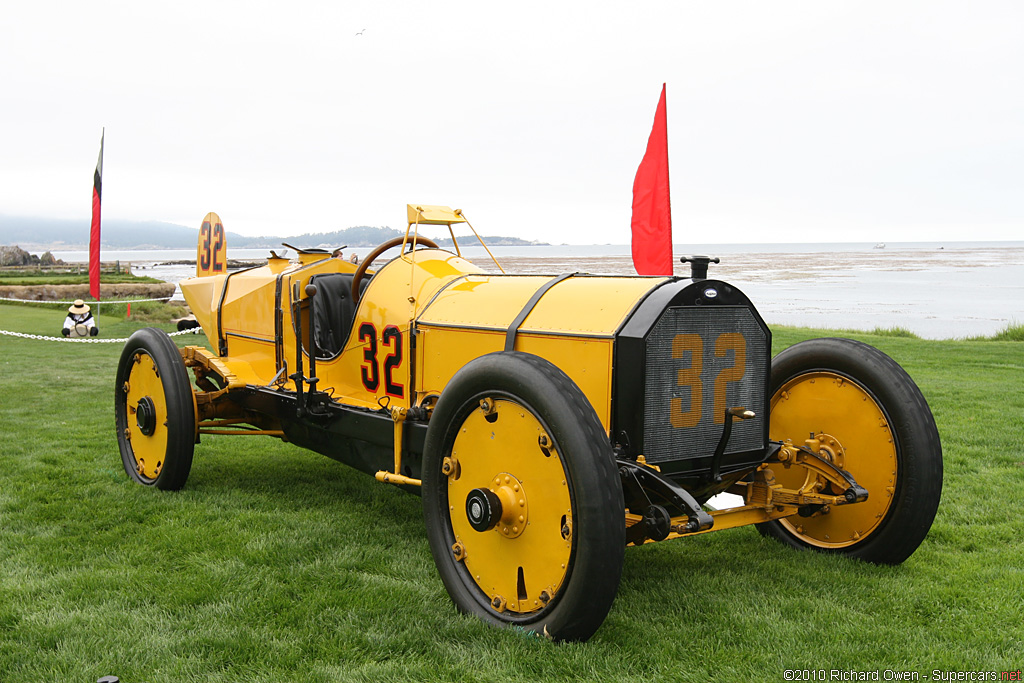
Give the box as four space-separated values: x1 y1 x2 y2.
7 244 1023 340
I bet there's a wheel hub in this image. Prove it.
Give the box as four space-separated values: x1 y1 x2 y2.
487 473 529 539
813 431 846 471
136 396 157 436
466 488 502 532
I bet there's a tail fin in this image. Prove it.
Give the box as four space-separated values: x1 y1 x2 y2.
197 212 227 277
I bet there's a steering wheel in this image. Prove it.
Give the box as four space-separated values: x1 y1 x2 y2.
351 235 440 305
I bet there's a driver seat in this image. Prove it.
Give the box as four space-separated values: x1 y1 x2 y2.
308 273 370 359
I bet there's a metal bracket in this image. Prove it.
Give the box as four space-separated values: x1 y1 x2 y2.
768 441 869 504
618 458 713 543
375 406 422 487
708 406 757 484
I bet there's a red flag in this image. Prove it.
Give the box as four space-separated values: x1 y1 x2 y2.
89 129 104 300
631 84 673 276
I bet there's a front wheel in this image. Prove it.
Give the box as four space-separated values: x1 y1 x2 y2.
114 328 197 490
757 338 942 564
422 352 625 642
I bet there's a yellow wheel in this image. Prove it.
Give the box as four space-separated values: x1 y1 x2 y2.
422 352 624 642
115 328 196 490
758 338 942 564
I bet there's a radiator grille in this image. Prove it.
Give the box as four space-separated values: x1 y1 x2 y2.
642 306 768 464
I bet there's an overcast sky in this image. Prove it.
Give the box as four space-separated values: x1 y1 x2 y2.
2 1 1021 244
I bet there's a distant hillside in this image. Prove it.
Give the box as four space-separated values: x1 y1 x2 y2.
252 226 405 249
0 215 247 250
434 235 547 247
0 215 547 251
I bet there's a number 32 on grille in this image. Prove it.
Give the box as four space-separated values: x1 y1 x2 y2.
671 332 746 428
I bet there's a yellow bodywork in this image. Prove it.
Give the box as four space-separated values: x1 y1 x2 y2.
416 274 665 429
181 246 664 426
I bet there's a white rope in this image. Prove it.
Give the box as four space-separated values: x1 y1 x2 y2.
0 296 173 305
0 327 203 343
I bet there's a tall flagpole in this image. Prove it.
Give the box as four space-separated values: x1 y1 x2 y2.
89 128 104 303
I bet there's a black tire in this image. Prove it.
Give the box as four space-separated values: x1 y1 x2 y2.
114 327 196 490
757 338 942 564
422 352 625 642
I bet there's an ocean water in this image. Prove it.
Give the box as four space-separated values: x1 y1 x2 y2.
52 241 1024 340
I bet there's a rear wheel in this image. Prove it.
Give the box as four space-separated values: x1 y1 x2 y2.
757 338 942 564
114 328 196 490
422 352 624 642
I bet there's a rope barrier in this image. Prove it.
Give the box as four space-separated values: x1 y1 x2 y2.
0 296 173 305
0 327 203 343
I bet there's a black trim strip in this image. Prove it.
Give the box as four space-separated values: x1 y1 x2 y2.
504 273 577 351
216 265 260 356
408 323 418 405
274 272 285 373
225 331 275 343
414 274 471 322
418 320 613 340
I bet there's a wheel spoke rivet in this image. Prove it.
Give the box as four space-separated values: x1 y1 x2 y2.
539 590 551 605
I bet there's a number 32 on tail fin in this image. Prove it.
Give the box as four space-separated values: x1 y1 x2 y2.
197 212 227 277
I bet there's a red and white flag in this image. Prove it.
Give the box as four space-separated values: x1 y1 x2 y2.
631 84 673 276
89 129 104 300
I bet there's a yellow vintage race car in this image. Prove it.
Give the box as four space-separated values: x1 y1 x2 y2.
114 206 942 642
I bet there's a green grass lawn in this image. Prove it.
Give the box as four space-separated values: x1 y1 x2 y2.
0 272 164 286
1 304 1022 682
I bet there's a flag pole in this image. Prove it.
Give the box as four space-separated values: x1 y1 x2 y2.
89 128 104 311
